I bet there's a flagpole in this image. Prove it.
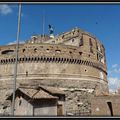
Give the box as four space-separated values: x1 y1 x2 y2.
11 3 22 116
43 11 45 36
42 10 45 42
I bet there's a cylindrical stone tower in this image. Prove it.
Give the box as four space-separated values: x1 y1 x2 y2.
0 28 108 115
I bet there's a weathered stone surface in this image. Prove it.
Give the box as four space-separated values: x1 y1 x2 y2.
0 28 109 116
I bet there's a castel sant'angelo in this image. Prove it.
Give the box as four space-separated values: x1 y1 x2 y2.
0 27 120 116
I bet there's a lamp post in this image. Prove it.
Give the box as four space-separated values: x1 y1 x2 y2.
11 3 22 116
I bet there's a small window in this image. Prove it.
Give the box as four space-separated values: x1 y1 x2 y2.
3 106 7 109
26 71 28 76
89 38 93 46
107 102 113 116
34 48 37 52
79 52 82 55
79 37 83 46
23 49 25 52
90 47 93 53
77 104 80 107
97 53 99 60
69 51 72 54
97 52 103 62
96 42 98 50
72 39 74 42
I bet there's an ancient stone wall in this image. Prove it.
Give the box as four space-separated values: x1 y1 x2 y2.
0 28 108 115
91 95 120 116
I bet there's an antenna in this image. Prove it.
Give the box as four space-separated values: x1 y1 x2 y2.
42 10 45 42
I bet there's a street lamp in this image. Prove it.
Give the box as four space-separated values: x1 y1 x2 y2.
11 3 22 116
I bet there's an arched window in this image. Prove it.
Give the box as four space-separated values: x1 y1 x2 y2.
34 48 37 52
23 49 25 53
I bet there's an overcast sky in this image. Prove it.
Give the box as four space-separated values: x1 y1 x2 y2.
0 4 120 92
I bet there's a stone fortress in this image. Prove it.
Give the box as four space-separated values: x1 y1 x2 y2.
0 27 120 116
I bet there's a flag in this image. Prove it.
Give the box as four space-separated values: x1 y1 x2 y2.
48 24 54 38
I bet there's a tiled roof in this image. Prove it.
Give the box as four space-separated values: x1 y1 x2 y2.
18 88 58 99
19 84 65 95
40 85 65 95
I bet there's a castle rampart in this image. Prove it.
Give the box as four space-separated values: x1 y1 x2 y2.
0 28 108 115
